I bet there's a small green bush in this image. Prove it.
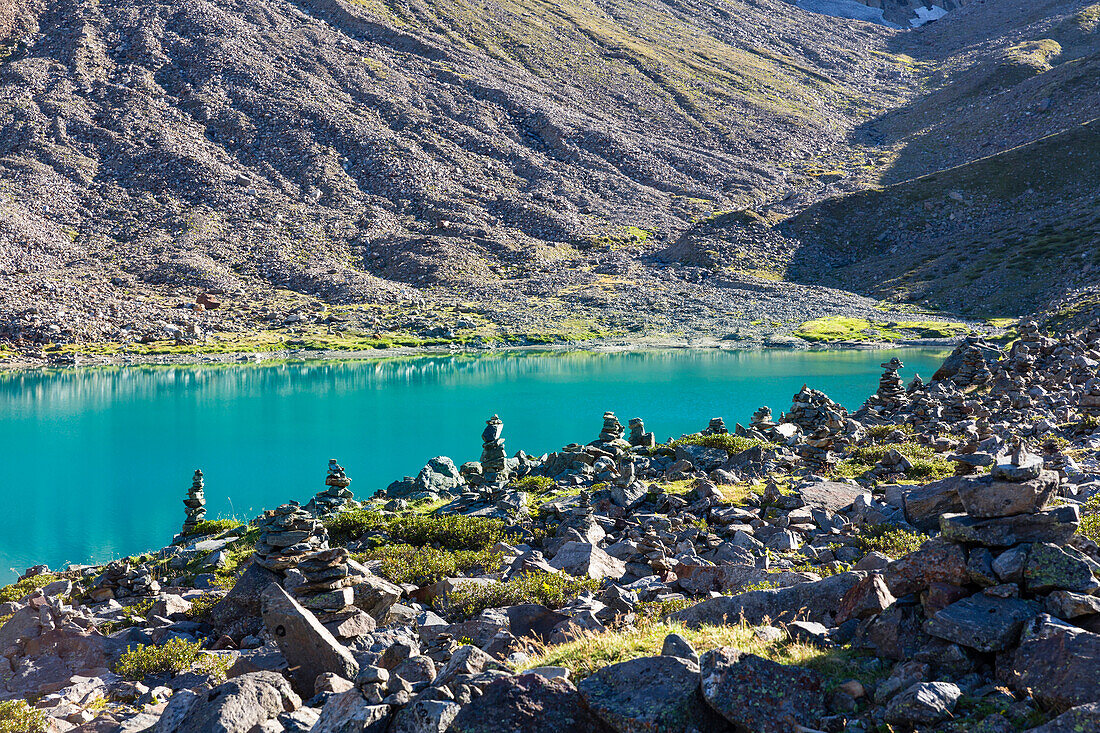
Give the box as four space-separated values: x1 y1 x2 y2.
359 545 503 586
512 476 556 495
841 442 953 482
1079 494 1100 544
0 700 48 733
442 570 600 618
856 525 928 559
389 514 507 551
0 573 59 604
181 519 243 538
114 637 228 681
671 433 771 455
324 510 388 544
184 594 221 621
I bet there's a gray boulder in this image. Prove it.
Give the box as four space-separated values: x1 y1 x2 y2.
261 583 359 692
1000 616 1100 710
1024 543 1100 594
154 671 301 733
549 542 626 580
578 655 728 732
700 647 825 733
925 594 1039 652
672 572 865 627
1025 702 1100 732
940 505 1079 547
884 681 961 727
449 673 610 733
903 477 965 531
388 697 461 733
311 690 391 733
957 472 1058 518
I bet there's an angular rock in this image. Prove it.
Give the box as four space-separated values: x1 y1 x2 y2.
350 570 403 620
925 594 1039 652
1025 702 1100 732
957 472 1058 518
389 698 461 733
1044 590 1100 619
154 671 301 733
836 573 896 624
449 674 610 733
311 690 391 733
903 477 966 531
1024 542 1100 594
999 616 1100 710
578 655 727 733
672 572 865 627
549 542 626 580
699 647 826 733
799 481 865 512
260 583 359 692
882 540 969 597
940 505 1079 547
884 681 961 727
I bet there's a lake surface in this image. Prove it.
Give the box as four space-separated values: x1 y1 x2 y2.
0 348 948 583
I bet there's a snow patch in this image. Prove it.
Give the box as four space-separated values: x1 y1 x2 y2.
910 5 949 26
794 0 902 28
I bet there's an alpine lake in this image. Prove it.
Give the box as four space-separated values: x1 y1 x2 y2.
0 347 950 583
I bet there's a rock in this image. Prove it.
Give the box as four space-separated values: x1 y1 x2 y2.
1044 590 1100 619
210 563 283 629
836 573 896 623
180 470 207 535
389 697 461 733
903 477 966 531
1025 702 1100 732
311 690 391 733
956 472 1058 518
260 583 359 692
1000 616 1100 710
672 572 865 627
799 480 865 512
578 655 727 733
699 647 825 733
549 542 626 580
884 681 961 727
660 633 699 664
882 540 969 596
940 505 1079 547
350 570 403 619
154 672 301 733
925 594 1039 652
433 645 498 687
1024 542 1100 594
449 674 609 733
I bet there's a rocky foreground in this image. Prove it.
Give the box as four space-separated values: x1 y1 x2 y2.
3 321 1100 732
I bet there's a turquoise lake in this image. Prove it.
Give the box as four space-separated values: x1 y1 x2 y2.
0 348 949 584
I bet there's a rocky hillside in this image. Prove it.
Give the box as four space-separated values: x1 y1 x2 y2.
0 0 928 355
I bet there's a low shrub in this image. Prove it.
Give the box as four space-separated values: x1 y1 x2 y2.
184 594 222 622
1079 494 1100 544
358 545 503 586
670 433 771 455
180 519 243 538
842 442 953 482
511 476 556 495
389 514 507 551
856 525 928 559
114 638 229 681
324 510 388 544
0 573 59 604
442 570 600 618
0 700 48 733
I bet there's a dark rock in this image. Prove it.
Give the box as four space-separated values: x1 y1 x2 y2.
154 671 301 733
1025 702 1100 732
1024 542 1100 594
449 673 610 733
699 647 826 733
940 505 1079 547
925 594 1039 652
884 681 961 727
672 572 864 627
999 616 1100 710
957 472 1058 518
882 540 969 596
903 477 966 531
836 573 896 623
210 563 281 630
260 583 359 693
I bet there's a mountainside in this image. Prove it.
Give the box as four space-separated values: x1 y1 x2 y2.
0 0 1096 359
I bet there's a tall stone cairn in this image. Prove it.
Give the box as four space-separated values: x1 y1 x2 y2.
750 406 776 430
305 459 355 517
181 469 206 535
480 415 509 485
703 417 728 435
953 346 993 387
599 411 625 442
628 418 655 448
253 502 329 572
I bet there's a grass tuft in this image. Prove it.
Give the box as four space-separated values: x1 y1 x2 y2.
441 570 599 618
355 544 503 586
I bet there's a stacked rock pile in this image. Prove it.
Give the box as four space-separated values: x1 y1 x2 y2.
289 547 356 613
306 459 355 517
180 469 206 535
953 345 993 387
86 560 160 602
479 415 510 485
253 502 329 572
1080 377 1100 418
628 417 655 448
703 417 727 435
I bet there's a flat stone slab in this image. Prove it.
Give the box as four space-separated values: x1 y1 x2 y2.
939 505 1079 547
799 481 866 512
924 593 1039 652
956 471 1058 518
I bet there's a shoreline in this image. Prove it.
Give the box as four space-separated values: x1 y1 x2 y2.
0 334 965 373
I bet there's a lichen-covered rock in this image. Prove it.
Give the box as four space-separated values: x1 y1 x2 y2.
699 647 826 733
1024 543 1100 594
999 616 1100 710
925 594 1039 652
884 681 961 727
449 673 610 733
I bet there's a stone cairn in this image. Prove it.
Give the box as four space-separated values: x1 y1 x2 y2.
87 560 160 603
181 469 206 535
906 373 924 394
860 358 907 413
1079 377 1100 418
306 459 355 517
703 417 727 435
953 345 993 387
628 418 655 448
593 411 631 455
785 385 859 473
480 415 510 485
253 502 329 572
751 406 776 431
290 547 355 613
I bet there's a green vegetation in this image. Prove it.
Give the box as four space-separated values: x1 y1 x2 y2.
442 570 600 618
511 475 557 495
855 524 928 559
184 594 222 622
518 620 881 686
324 510 507 550
356 544 503 585
114 638 229 681
835 441 953 482
179 519 244 538
1075 4 1100 32
670 433 772 455
0 573 60 604
794 316 969 343
590 226 652 250
0 700 49 733
1004 39 1062 73
1079 494 1100 544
